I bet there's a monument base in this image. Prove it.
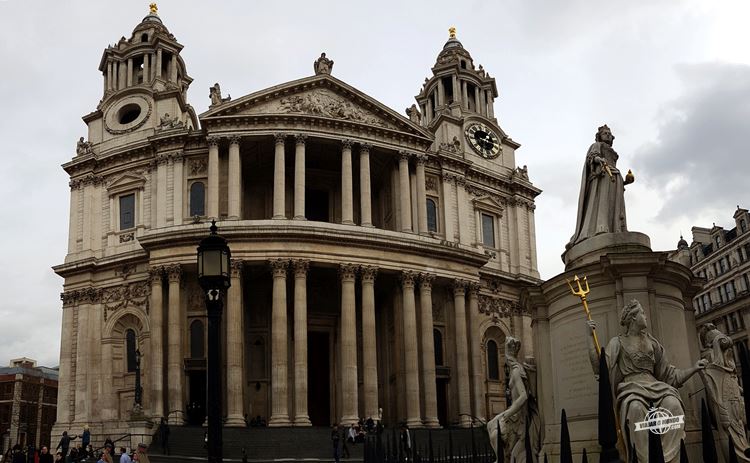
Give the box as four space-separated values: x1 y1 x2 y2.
562 231 651 270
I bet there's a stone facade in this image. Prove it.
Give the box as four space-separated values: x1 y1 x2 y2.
53 8 541 441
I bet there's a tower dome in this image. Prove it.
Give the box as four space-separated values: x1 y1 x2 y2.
677 235 689 250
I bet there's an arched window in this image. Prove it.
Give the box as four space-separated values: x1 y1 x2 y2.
141 33 149 43
427 199 438 233
189 182 206 217
190 320 205 358
126 329 137 372
433 329 444 366
487 340 499 380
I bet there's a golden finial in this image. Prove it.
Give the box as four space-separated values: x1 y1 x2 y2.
149 3 158 15
448 26 457 39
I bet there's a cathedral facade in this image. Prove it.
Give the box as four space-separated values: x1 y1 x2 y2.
53 7 541 438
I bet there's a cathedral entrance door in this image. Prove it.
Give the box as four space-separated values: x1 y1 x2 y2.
187 370 207 425
308 330 331 426
436 378 448 427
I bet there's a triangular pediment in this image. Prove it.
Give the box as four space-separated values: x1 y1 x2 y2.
472 195 505 215
106 172 147 196
200 74 432 139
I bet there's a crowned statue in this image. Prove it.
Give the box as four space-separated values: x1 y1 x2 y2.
314 52 334 75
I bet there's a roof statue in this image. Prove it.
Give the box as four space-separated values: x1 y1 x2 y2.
314 52 334 75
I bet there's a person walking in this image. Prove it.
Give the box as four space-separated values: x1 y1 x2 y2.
117 447 131 463
55 432 77 462
38 447 53 463
133 444 149 463
80 427 90 459
157 419 169 456
331 424 341 463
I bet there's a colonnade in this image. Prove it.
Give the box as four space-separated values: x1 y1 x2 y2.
419 75 494 125
104 47 180 92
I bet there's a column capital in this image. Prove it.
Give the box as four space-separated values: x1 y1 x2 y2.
453 279 467 295
228 135 241 146
274 133 287 145
341 139 354 150
419 273 435 289
207 136 220 147
360 265 378 283
415 153 429 165
165 263 183 283
230 259 244 278
398 150 413 162
359 143 372 154
295 134 308 145
468 281 481 296
400 270 417 288
455 175 467 186
269 259 289 277
339 263 357 281
148 266 165 283
292 259 310 276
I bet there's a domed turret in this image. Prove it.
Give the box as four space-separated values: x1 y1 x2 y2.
677 235 689 250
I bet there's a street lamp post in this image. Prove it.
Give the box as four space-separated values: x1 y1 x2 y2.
197 220 232 463
134 349 143 406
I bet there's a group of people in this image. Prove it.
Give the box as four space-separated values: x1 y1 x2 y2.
330 417 384 462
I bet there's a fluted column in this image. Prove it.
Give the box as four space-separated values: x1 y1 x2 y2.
468 283 484 422
207 137 220 219
340 263 359 425
361 266 378 420
453 280 471 427
166 264 185 424
399 152 413 232
416 154 428 235
441 173 455 241
273 134 286 219
341 140 354 225
269 259 291 426
359 144 373 227
149 266 165 419
401 271 422 427
156 49 162 78
228 136 242 220
419 273 440 428
293 260 311 425
226 260 246 426
293 135 307 220
172 153 184 225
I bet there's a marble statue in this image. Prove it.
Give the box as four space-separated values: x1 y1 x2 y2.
488 336 541 463
406 104 421 124
587 299 707 463
76 137 92 156
314 52 334 75
209 83 231 106
699 324 750 461
567 125 634 249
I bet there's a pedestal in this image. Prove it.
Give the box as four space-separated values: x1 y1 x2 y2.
127 413 154 451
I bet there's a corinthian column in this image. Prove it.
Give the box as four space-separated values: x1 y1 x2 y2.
207 137 220 219
441 173 455 241
273 134 286 219
416 154 428 235
419 273 440 428
360 265 378 421
399 152 413 232
149 266 165 419
228 136 242 220
359 144 373 227
166 264 185 424
401 271 422 427
468 283 484 422
340 263 359 425
453 280 471 427
341 140 354 225
293 260 311 425
226 260 246 426
294 135 307 220
269 259 291 426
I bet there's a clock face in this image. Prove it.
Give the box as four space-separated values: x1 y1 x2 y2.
465 123 501 159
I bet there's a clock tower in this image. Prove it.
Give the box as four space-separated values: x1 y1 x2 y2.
414 28 520 171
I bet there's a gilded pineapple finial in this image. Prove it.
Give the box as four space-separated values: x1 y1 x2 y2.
149 3 158 15
448 26 457 39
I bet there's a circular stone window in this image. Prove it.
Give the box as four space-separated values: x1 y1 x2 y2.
105 96 152 134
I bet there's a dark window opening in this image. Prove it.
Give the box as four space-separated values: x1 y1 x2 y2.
190 320 205 358
482 213 495 248
460 60 467 69
487 340 499 380
741 219 747 233
126 329 137 372
190 182 206 217
119 193 135 230
118 104 141 124
141 33 149 42
467 85 476 111
306 188 330 222
442 77 454 104
433 329 444 366
161 52 172 77
427 198 438 233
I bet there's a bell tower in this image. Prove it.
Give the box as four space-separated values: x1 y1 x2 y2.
82 3 197 150
415 28 519 171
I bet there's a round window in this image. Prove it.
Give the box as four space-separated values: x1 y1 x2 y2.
119 104 142 124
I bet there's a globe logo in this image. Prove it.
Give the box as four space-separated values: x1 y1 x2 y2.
634 407 684 435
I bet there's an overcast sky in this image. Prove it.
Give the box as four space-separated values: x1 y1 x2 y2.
0 1 748 367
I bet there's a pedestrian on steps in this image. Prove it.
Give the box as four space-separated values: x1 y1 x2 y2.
331 424 341 463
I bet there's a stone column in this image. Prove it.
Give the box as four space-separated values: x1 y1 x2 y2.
359 144 373 227
441 173 455 241
341 139 354 225
401 271 422 427
172 153 184 225
170 55 178 82
75 290 95 423
102 339 115 421
269 259 291 426
528 203 539 274
56 303 74 423
453 280 471 427
426 99 433 124
340 263 359 425
226 260 246 426
399 152 413 232
68 183 79 253
437 79 445 107
468 283 485 422
416 154 428 235
166 264 185 424
293 134 307 220
156 49 162 79
419 273 440 428
149 266 165 419
207 137 220 219
452 75 460 105
462 81 468 110
106 61 113 91
360 265 378 421
273 134 286 219
228 136 242 220
143 54 150 85
487 93 494 119
293 260 311 426
127 58 133 87
474 89 481 115
456 177 470 244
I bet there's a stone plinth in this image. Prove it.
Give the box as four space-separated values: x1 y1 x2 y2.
523 245 704 461
127 414 154 450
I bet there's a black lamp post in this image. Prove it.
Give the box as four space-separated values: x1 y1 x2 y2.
197 220 231 463
134 349 143 407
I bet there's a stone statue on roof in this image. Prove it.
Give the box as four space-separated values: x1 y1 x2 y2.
314 53 334 75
